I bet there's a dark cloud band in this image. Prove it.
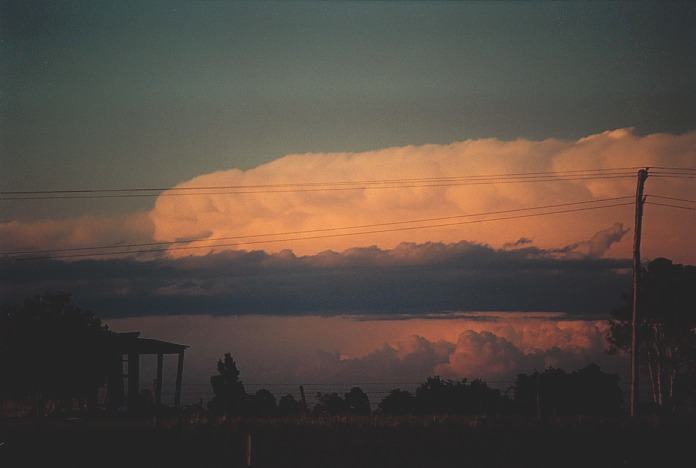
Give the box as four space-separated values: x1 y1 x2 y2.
0 240 631 318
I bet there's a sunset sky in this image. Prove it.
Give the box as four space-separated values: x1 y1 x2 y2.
1 1 695 395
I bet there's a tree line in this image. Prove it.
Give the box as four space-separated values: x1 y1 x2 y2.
207 353 625 418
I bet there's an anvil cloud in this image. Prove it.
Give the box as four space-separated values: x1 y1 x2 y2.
2 129 695 264
149 128 696 262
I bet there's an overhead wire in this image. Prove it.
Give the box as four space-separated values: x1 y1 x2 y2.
2 166 693 200
647 194 696 204
2 171 692 201
2 167 677 200
2 167 692 259
0 177 640 199
650 174 696 180
0 167 646 195
0 196 634 256
645 202 696 211
0 174 644 200
645 166 696 172
2 201 634 260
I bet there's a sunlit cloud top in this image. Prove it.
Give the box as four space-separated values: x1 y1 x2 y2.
148 129 696 261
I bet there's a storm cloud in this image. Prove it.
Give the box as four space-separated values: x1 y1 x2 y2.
3 129 695 265
1 238 631 318
302 328 619 384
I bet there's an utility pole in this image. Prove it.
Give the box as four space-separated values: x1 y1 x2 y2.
630 168 649 417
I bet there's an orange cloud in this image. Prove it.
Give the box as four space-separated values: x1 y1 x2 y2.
149 129 696 262
0 212 154 257
107 314 623 384
277 316 622 382
2 129 693 263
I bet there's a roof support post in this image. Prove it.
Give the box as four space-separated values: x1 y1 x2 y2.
155 353 163 407
174 351 184 408
127 352 140 411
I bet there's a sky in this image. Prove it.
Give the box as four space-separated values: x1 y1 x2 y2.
2 1 695 205
106 313 625 405
1 1 695 387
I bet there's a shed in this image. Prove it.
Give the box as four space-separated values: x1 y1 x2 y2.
108 332 188 410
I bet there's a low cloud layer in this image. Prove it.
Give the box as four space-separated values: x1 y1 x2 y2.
1 238 630 318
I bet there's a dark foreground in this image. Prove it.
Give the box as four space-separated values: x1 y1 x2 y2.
1 416 694 468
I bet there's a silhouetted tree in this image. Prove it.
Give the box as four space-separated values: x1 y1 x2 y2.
672 372 696 413
467 378 508 415
377 389 415 415
208 353 247 417
414 377 451 414
608 258 696 409
414 376 505 415
278 394 301 416
573 364 623 415
518 368 571 417
0 292 112 412
513 364 623 417
344 387 370 415
250 388 277 417
313 392 347 415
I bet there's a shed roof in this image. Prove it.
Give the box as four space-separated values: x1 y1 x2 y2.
111 332 188 354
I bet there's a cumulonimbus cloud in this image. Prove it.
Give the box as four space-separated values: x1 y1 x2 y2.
1 129 693 263
148 128 696 262
292 321 621 383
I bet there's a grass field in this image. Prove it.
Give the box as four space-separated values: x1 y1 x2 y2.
1 415 695 468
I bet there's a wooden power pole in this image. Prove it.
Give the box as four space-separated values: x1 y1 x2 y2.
630 168 649 417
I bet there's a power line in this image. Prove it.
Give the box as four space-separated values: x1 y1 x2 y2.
0 196 634 256
4 169 690 201
182 381 518 387
648 194 696 204
7 166 694 198
645 166 696 172
0 167 647 195
2 167 691 200
3 201 633 261
0 174 644 200
645 202 696 211
1 198 632 256
650 175 696 180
